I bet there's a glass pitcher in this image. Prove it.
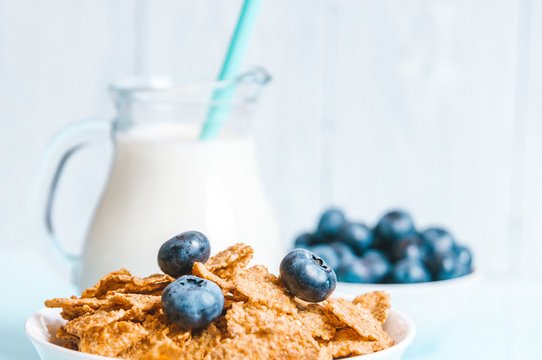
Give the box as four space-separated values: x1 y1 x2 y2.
41 68 282 290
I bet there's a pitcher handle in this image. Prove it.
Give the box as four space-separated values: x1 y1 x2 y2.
39 118 112 268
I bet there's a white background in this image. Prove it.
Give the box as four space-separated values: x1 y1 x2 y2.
0 1 542 358
1 0 541 276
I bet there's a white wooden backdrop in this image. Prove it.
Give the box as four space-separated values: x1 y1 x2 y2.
1 0 541 277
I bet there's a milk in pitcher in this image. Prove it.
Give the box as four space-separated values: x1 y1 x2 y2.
40 70 279 290
79 123 281 289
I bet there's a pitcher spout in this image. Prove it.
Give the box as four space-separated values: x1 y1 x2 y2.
234 67 272 102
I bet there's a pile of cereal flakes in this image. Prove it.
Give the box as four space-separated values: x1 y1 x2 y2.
46 243 394 360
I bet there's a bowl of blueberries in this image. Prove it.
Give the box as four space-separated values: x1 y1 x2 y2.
293 208 481 348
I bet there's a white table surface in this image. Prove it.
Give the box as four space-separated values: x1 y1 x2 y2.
2 246 541 360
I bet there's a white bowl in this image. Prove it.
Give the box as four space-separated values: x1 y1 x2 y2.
25 305 415 360
337 270 481 350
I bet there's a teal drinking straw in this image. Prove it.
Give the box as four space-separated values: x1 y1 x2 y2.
199 0 264 140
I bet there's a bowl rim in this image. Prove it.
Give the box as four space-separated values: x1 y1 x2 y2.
337 267 481 290
25 308 113 360
25 306 415 359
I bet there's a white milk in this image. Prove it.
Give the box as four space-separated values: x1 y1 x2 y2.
77 123 281 289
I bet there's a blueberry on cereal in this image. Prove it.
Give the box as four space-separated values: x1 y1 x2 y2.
158 231 210 278
307 244 340 271
280 248 337 302
161 275 224 329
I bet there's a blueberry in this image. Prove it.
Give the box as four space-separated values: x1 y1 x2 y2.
280 249 337 302
158 231 211 277
390 235 429 262
329 242 357 273
336 259 373 283
361 250 392 283
317 208 346 238
373 210 416 248
430 251 458 280
338 222 373 255
294 233 314 248
453 245 473 277
308 244 340 271
421 227 455 256
161 275 224 329
391 258 431 283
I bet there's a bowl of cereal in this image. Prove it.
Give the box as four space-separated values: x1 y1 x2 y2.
26 238 415 360
25 305 414 360
294 208 481 347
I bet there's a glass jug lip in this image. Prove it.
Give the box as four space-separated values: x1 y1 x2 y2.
109 67 271 105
